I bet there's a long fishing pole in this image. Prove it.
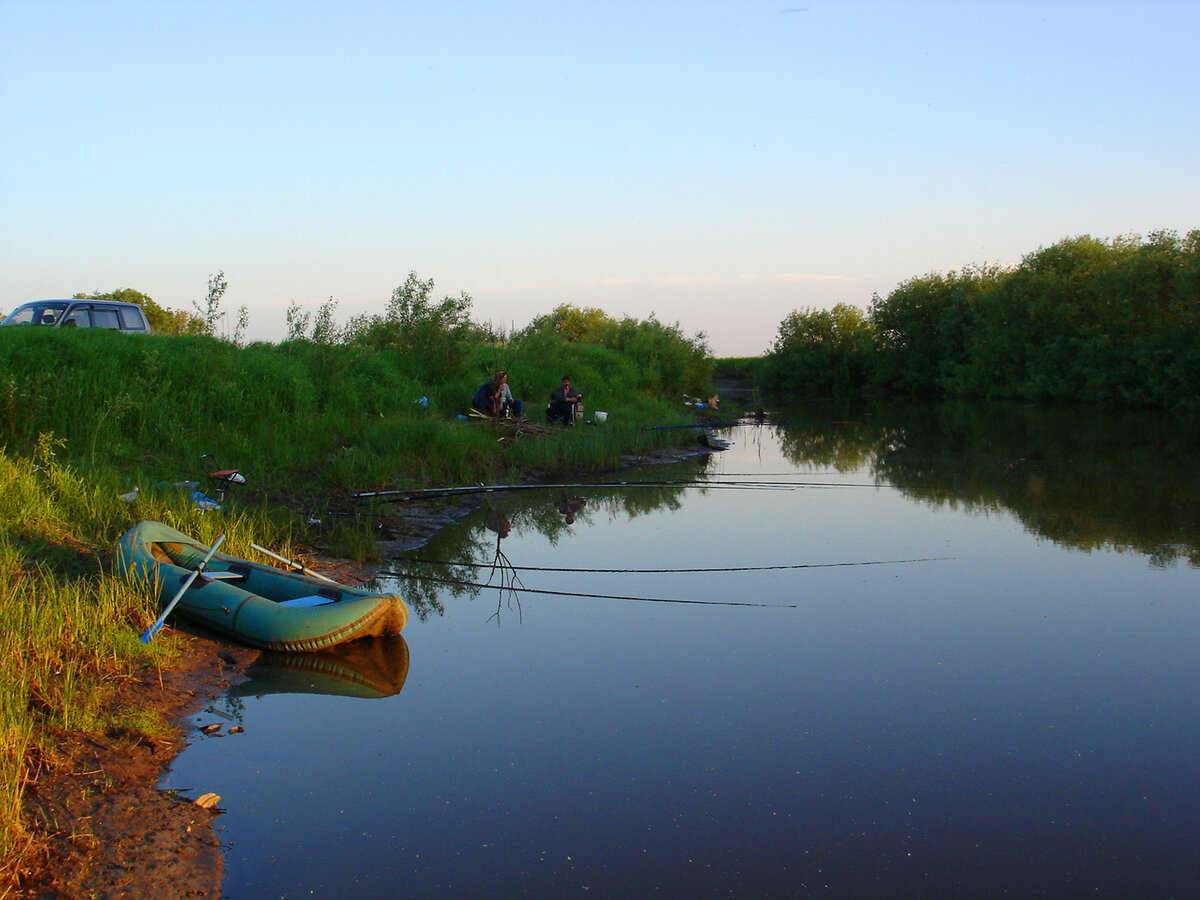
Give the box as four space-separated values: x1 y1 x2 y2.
353 479 877 502
381 556 948 575
402 572 796 608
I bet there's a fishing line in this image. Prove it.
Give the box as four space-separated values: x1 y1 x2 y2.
401 572 796 608
380 556 948 575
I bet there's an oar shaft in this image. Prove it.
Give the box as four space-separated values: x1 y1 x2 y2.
250 542 338 584
140 534 226 643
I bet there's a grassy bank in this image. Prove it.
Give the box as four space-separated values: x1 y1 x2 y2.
0 328 699 496
0 326 713 881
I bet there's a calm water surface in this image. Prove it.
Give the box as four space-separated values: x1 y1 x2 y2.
164 401 1200 898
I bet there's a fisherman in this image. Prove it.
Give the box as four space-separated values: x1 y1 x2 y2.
495 371 523 418
473 371 522 418
547 375 583 426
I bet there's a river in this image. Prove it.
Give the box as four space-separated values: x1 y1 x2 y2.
163 399 1200 898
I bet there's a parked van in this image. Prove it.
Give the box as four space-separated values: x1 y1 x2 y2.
1 299 152 333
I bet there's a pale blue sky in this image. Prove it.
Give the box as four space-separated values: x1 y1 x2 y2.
2 0 1197 355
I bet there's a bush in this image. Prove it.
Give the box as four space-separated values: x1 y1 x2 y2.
759 303 873 398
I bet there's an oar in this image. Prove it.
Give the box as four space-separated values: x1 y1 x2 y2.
250 542 339 584
140 534 226 643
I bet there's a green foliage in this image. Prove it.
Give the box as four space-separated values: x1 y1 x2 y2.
760 229 1200 409
867 265 999 394
760 303 874 397
712 357 766 383
192 270 229 337
287 297 343 345
946 231 1200 406
522 304 615 344
518 304 713 395
343 272 475 375
0 323 698 499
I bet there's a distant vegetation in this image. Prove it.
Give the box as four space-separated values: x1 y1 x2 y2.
757 230 1200 409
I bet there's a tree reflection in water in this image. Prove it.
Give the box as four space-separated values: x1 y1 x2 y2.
769 398 1200 565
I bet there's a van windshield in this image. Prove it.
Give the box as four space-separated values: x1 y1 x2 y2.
1 302 69 326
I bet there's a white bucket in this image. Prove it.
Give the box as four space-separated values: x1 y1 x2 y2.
595 410 608 423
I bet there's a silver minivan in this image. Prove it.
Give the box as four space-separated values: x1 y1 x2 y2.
1 299 152 333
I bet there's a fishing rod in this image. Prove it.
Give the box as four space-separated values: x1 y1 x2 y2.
352 479 874 502
400 572 797 608
380 556 949 575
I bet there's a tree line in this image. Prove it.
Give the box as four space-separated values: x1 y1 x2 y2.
757 230 1200 409
61 270 712 398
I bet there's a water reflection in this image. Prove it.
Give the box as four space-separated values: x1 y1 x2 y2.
166 399 1200 899
228 635 410 701
765 399 1200 565
556 495 586 524
383 476 704 619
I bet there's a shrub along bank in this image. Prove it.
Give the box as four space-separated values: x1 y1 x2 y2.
758 230 1200 408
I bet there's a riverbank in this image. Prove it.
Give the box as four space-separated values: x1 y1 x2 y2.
9 433 727 898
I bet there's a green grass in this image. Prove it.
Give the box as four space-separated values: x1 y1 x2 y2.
0 329 699 497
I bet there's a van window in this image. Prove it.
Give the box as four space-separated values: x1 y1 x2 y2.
118 308 149 331
3 302 67 325
90 306 122 329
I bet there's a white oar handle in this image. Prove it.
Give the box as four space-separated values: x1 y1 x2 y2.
250 542 339 584
140 534 226 643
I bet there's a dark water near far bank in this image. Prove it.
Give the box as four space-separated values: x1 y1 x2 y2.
164 399 1200 898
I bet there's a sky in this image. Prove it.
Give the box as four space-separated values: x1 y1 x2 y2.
2 0 1197 356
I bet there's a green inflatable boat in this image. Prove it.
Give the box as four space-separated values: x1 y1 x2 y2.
116 520 408 652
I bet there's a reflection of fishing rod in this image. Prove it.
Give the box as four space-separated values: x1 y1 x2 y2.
382 556 948 575
398 572 797 608
645 419 861 430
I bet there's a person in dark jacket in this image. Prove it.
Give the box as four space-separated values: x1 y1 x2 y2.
473 371 522 418
547 376 583 426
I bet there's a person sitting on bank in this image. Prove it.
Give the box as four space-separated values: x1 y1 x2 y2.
471 373 503 417
547 375 583 426
495 371 523 418
472 371 522 418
